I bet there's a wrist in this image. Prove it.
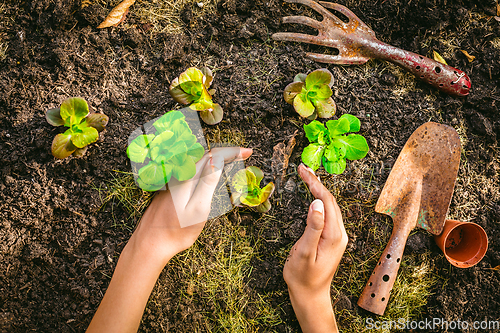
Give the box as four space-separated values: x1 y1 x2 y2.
125 233 174 270
289 288 337 333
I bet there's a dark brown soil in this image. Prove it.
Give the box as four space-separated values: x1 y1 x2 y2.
0 0 499 332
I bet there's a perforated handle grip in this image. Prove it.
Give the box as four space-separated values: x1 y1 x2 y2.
357 225 412 315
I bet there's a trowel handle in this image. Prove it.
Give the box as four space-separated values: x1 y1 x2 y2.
357 225 412 315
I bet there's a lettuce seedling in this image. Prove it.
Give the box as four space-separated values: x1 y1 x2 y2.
230 166 275 213
126 110 205 191
302 114 369 174
46 97 108 159
284 68 336 120
169 67 223 125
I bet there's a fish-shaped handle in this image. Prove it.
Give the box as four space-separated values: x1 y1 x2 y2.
369 42 471 97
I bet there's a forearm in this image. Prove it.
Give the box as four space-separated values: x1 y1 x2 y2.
289 289 338 333
87 237 170 333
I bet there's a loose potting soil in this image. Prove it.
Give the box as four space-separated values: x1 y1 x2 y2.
0 0 499 332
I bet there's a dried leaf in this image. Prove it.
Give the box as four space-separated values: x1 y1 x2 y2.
271 130 298 183
97 0 136 28
491 265 500 271
460 50 475 62
497 0 500 16
433 50 448 65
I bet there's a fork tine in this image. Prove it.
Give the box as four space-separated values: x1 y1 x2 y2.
318 2 371 29
306 52 370 65
282 16 324 30
272 32 326 46
284 0 344 25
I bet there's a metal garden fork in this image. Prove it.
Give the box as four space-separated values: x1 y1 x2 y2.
272 0 471 96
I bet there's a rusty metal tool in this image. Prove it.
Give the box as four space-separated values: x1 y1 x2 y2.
357 122 461 315
272 0 471 96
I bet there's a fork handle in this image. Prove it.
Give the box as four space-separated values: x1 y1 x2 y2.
368 41 471 97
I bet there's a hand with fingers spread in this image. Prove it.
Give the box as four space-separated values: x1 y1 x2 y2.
87 147 252 333
284 163 348 333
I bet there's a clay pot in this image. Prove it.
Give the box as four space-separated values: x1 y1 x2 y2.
434 219 488 268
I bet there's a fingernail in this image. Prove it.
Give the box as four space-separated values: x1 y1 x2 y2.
311 199 324 214
241 148 253 158
300 163 316 176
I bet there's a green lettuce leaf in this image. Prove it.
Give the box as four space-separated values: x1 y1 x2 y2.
70 123 99 148
240 194 262 207
59 97 89 127
259 182 275 203
301 143 325 171
153 111 185 133
188 142 205 162
138 161 173 186
178 67 205 84
247 166 264 186
149 130 174 151
326 117 350 137
339 114 361 132
232 169 255 193
293 73 307 83
322 156 346 174
305 69 333 90
127 134 155 163
231 167 273 210
137 177 167 192
179 81 203 98
335 134 369 160
172 156 197 181
189 98 214 111
303 120 327 143
311 84 332 100
324 141 346 162
293 93 315 118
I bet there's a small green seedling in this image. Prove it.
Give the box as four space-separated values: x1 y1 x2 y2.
230 166 275 213
302 114 369 175
169 67 223 125
46 97 108 159
284 68 336 119
127 110 205 191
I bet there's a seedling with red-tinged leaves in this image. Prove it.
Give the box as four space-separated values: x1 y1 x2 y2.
284 68 336 120
169 67 223 125
230 166 274 213
46 97 108 159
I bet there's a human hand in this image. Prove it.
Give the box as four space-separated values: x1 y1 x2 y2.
87 147 252 333
129 147 253 267
283 163 348 333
